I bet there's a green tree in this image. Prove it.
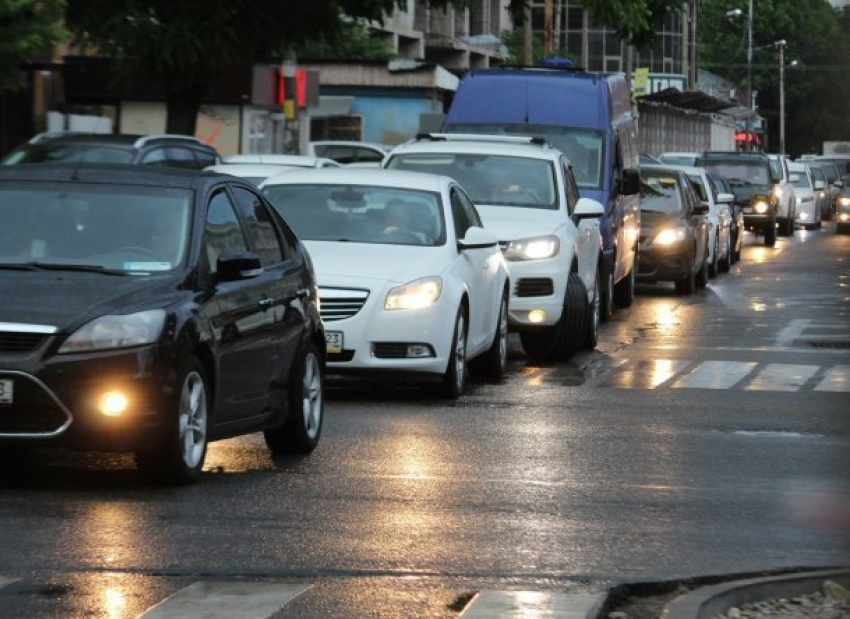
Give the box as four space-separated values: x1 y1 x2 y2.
0 0 66 92
65 0 472 135
295 20 395 61
699 0 850 156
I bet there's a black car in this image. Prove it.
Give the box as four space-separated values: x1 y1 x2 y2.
697 151 779 247
637 165 710 295
0 164 324 483
1 132 222 170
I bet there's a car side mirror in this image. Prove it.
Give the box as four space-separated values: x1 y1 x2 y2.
458 226 498 250
573 197 605 220
216 251 264 281
835 180 845 189
620 168 641 196
814 180 826 191
717 192 735 204
693 202 710 215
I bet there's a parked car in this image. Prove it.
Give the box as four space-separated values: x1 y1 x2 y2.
1 132 222 169
836 185 850 234
383 133 605 362
659 152 700 167
805 163 832 221
807 161 842 216
305 141 389 166
224 154 340 168
640 153 663 165
766 153 798 236
0 164 325 483
676 165 734 276
637 165 710 295
697 151 779 247
788 162 821 230
707 172 744 263
205 163 299 187
260 168 510 397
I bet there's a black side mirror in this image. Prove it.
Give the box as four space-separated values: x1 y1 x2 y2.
693 202 710 215
216 251 263 281
620 168 641 195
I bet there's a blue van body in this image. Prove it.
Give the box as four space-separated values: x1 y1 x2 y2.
442 68 641 314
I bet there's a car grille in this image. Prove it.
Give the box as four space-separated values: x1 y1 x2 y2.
0 332 48 354
515 278 554 297
0 372 71 437
319 287 369 322
373 343 411 359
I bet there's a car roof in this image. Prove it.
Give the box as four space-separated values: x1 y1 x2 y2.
206 164 300 177
388 134 563 161
0 162 233 191
310 140 389 151
26 132 213 149
259 167 454 192
640 164 687 176
225 154 338 167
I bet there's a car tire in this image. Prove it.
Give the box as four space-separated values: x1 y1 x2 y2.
520 273 588 362
600 265 615 322
675 263 696 295
718 235 731 273
695 248 708 288
613 264 635 308
764 222 777 247
436 306 468 398
838 222 849 235
708 235 719 279
135 356 209 485
583 272 601 351
471 291 509 380
264 341 324 455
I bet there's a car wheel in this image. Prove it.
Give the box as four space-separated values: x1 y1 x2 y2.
695 247 709 288
584 271 601 351
708 235 719 279
675 263 696 295
471 291 509 380
264 341 324 454
520 273 588 362
135 356 209 484
613 263 635 308
718 234 731 273
764 222 777 247
437 307 468 398
601 265 615 322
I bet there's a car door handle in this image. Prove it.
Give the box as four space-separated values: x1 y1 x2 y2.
282 289 310 304
258 298 273 310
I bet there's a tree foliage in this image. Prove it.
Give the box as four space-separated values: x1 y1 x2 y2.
0 0 66 92
699 0 850 155
295 20 395 61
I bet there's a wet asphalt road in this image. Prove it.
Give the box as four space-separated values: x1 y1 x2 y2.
0 224 848 618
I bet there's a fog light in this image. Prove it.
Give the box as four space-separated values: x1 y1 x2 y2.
528 309 547 323
99 391 129 416
407 344 433 358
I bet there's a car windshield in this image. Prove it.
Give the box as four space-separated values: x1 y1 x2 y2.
386 153 558 209
661 155 697 166
262 184 445 246
640 172 683 213
699 161 770 190
441 123 605 189
792 171 811 190
687 174 709 202
0 183 192 273
1 143 135 165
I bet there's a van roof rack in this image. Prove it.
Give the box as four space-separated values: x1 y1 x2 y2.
414 133 551 147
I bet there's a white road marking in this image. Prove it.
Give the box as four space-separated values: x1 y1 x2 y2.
460 591 605 618
745 364 820 392
814 366 850 392
140 582 311 619
671 361 758 390
0 576 18 588
774 319 811 347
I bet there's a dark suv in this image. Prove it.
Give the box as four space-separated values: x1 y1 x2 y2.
1 132 221 170
697 151 779 247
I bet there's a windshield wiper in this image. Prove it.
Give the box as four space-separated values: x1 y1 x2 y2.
18 262 128 276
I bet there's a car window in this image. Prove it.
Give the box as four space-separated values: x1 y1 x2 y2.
205 190 249 273
141 147 196 169
230 186 284 266
450 190 474 239
454 187 483 229
564 161 579 215
640 172 684 213
792 171 811 190
1 143 134 165
193 148 218 169
687 174 708 202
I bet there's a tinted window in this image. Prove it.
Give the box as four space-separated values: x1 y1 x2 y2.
205 191 249 273
231 187 284 266
450 190 473 238
193 148 218 169
1 143 134 165
641 172 685 213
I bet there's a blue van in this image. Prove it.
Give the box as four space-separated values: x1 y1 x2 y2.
442 68 641 317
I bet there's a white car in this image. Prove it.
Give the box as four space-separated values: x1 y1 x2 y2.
383 134 605 362
306 141 389 167
205 163 299 187
767 153 798 236
674 166 734 276
789 161 822 230
224 154 341 168
260 168 509 397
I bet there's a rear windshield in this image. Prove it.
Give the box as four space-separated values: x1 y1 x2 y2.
1 143 135 165
699 160 770 190
640 171 684 213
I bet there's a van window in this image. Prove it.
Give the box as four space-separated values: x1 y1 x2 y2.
444 123 605 190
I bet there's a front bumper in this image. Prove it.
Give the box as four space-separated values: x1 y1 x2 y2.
636 237 691 283
504 258 568 329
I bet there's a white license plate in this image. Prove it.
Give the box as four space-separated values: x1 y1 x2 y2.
0 379 12 404
325 331 343 354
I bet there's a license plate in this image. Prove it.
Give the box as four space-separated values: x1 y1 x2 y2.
325 331 343 354
0 379 12 404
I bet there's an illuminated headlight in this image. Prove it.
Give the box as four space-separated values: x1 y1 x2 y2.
385 277 442 310
840 213 850 222
504 235 559 261
653 227 687 245
99 391 129 416
753 200 769 214
58 310 166 353
798 211 809 220
839 197 850 207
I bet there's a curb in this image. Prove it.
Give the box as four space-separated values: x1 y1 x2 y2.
660 568 850 619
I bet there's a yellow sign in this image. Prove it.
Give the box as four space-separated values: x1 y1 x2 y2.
633 68 649 98
283 100 295 120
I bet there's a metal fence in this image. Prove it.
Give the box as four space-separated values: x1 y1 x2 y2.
638 101 736 157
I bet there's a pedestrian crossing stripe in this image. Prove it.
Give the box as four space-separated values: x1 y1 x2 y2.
600 360 850 392
140 582 311 619
460 591 605 618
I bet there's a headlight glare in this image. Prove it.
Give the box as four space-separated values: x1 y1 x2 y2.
754 200 769 214
653 227 687 246
385 277 442 310
504 235 559 261
839 197 850 207
59 309 166 353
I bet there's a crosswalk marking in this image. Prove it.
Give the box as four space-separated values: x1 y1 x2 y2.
599 359 691 389
460 591 605 618
140 582 311 619
745 364 820 392
671 361 758 390
814 365 850 392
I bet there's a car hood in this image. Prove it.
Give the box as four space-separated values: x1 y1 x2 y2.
640 210 686 232
305 241 450 286
0 270 184 332
475 206 564 241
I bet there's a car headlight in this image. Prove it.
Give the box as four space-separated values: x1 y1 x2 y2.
58 309 166 353
385 277 442 311
839 197 850 207
753 199 769 214
773 186 784 199
652 227 687 246
504 235 560 261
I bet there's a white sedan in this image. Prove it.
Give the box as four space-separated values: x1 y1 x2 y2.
260 169 510 397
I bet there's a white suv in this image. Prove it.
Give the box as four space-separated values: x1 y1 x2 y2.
384 134 605 362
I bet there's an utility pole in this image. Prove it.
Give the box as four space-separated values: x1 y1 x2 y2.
778 40 786 155
747 0 754 151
